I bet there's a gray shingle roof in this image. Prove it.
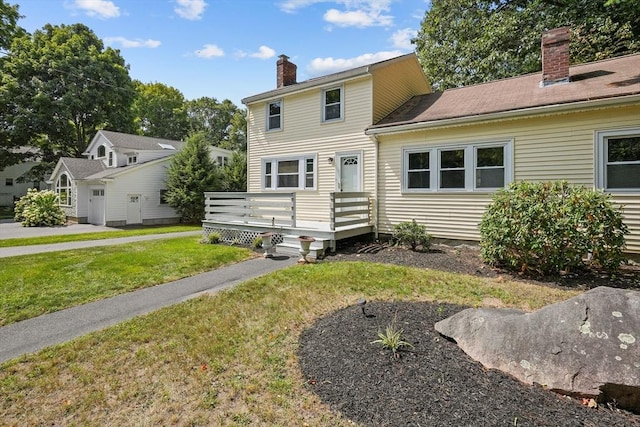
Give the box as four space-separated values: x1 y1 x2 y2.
98 130 185 151
368 54 640 131
59 157 106 179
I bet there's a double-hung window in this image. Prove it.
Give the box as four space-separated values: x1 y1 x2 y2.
403 141 512 192
267 100 282 131
597 129 640 191
322 87 343 122
262 155 316 190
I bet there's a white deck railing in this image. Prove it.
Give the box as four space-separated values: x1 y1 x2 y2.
204 192 296 227
203 191 371 231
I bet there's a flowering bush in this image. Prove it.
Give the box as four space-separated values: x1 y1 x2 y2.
14 188 66 227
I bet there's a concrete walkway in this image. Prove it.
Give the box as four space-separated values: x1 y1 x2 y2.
0 222 299 363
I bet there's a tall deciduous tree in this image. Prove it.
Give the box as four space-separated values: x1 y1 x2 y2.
186 97 246 151
0 0 24 53
165 132 220 223
415 0 640 90
1 23 134 177
132 81 189 140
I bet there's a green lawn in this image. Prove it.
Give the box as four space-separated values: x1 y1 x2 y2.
0 236 252 326
0 260 579 425
0 224 201 247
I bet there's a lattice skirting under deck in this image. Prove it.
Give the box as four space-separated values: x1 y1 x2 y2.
202 224 284 246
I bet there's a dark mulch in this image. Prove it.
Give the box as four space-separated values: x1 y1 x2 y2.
297 241 640 426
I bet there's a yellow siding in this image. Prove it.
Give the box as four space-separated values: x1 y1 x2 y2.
377 104 640 252
247 77 376 222
371 57 431 123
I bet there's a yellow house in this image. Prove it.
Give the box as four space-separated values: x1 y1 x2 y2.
204 28 640 255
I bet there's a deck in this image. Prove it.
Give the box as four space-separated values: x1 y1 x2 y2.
201 192 374 256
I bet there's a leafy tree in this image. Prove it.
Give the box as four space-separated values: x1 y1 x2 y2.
220 151 247 191
415 0 640 90
0 0 24 53
132 81 188 140
165 132 220 223
186 97 247 151
1 23 134 178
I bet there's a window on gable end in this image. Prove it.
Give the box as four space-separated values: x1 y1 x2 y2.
56 173 72 206
267 100 282 131
97 145 106 158
323 87 342 122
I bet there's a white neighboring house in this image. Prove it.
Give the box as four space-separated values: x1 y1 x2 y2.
47 130 232 226
0 147 47 206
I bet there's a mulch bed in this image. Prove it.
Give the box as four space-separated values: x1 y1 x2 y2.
297 241 640 426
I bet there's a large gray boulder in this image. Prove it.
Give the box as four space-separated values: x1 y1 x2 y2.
435 287 640 411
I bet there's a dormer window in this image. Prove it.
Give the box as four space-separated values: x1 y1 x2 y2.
267 100 282 131
322 87 343 122
97 145 106 158
128 155 137 165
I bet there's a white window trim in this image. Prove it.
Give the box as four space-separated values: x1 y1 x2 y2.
266 99 283 132
56 172 72 206
321 86 344 123
596 128 640 193
402 140 513 193
261 154 317 191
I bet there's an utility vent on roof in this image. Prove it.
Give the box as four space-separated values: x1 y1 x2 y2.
158 143 176 150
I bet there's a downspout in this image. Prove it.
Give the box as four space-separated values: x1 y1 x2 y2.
370 133 380 239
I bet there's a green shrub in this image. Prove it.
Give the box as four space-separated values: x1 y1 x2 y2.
480 181 628 275
200 232 221 244
392 220 431 251
371 323 413 357
14 189 66 227
253 236 263 248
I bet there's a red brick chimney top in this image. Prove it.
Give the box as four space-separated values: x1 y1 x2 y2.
277 54 297 88
541 27 570 87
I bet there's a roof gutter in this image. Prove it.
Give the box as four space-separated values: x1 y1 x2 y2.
365 94 640 136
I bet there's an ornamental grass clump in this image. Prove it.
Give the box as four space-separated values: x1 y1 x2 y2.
480 181 629 275
13 188 66 227
371 322 413 357
392 219 432 251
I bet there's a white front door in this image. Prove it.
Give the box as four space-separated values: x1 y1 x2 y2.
89 187 105 225
337 153 361 192
126 194 142 225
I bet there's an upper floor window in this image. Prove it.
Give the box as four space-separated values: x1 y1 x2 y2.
97 145 106 158
108 151 114 167
596 128 640 191
56 173 72 206
5 178 13 187
128 155 137 165
267 100 282 131
403 141 512 193
262 155 316 190
322 87 343 122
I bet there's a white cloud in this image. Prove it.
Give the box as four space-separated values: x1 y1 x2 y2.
104 37 161 48
73 0 120 18
195 44 224 58
250 46 276 59
278 0 325 13
174 0 207 20
390 28 417 50
235 45 276 60
279 0 394 27
307 50 403 76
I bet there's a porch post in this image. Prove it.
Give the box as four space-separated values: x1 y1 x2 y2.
329 192 336 231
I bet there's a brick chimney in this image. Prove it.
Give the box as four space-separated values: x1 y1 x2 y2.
541 27 570 86
277 54 297 88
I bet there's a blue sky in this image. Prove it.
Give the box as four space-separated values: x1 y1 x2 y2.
15 0 429 107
